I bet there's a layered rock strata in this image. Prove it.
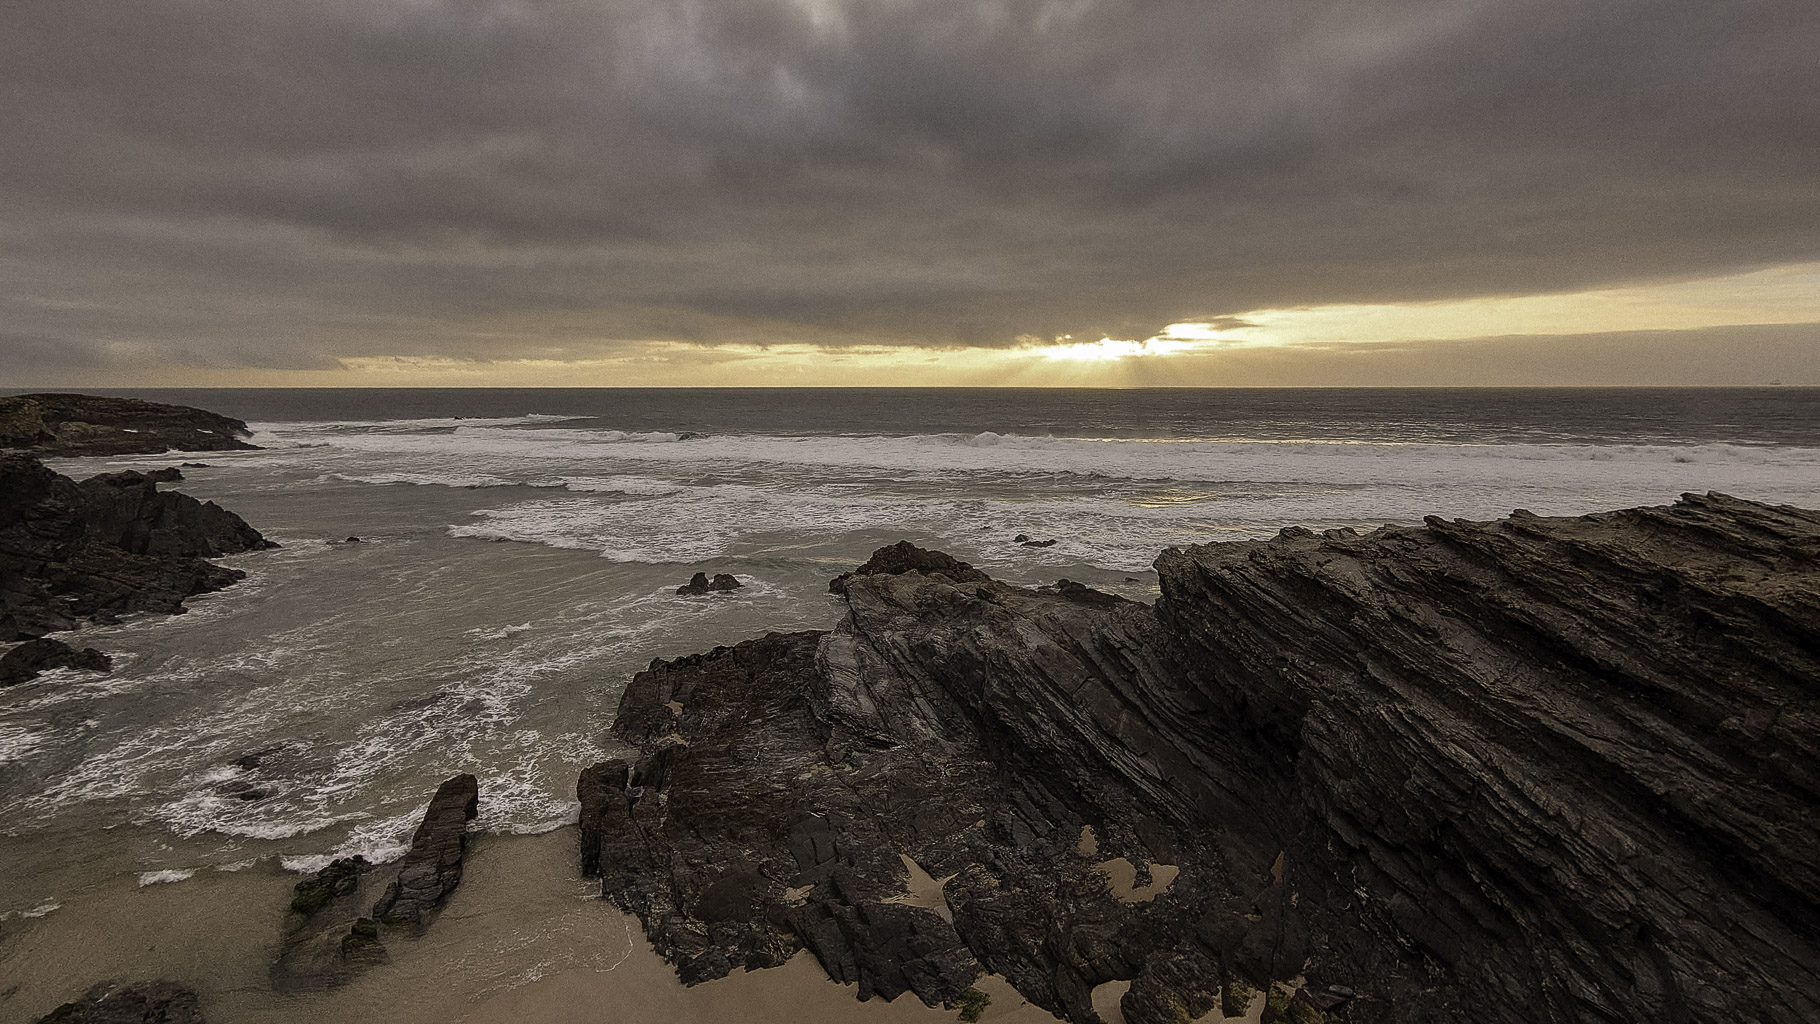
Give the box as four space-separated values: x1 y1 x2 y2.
0 393 258 457
0 455 272 645
272 775 479 990
582 494 1820 1024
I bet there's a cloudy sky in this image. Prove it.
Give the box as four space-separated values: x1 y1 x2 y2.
4 0 1817 386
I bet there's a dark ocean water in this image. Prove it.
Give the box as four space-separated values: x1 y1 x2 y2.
3 386 1818 930
58 386 1820 445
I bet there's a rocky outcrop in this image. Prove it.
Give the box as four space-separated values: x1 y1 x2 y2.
272 775 479 990
0 393 258 457
826 539 989 595
583 494 1820 1024
676 572 743 595
0 637 110 686
0 454 272 643
34 981 204 1024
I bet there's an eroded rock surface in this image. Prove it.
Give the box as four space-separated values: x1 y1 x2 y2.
584 494 1820 1024
0 393 258 457
33 981 204 1024
272 775 479 990
0 455 273 643
0 637 111 686
372 773 480 930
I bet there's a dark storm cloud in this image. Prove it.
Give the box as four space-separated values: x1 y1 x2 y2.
2 0 1816 373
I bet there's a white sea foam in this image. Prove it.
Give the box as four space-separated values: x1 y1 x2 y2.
243 418 1820 508
253 413 588 434
279 807 424 873
138 869 196 886
0 723 45 764
328 471 530 489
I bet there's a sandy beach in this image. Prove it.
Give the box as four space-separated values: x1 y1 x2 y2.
0 828 1113 1024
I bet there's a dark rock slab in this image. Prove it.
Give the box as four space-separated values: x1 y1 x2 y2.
0 454 272 642
589 500 1820 1024
0 393 258 457
270 855 388 991
34 981 204 1024
271 774 480 990
372 773 480 930
0 637 110 686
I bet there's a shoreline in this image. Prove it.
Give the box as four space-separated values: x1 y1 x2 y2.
0 827 1081 1024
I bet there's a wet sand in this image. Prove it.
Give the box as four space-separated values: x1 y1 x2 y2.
0 828 1063 1024
0 826 1270 1024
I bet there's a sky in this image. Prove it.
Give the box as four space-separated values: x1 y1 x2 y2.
3 0 1816 387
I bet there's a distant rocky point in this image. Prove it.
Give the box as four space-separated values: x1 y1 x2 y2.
584 494 1820 1024
0 392 259 456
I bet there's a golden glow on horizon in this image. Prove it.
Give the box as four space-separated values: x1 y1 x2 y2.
1033 335 1201 361
1055 261 1820 361
47 261 1820 387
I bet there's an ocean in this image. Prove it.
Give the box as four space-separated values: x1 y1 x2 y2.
4 386 1820 989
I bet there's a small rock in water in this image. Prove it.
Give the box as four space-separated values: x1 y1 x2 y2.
676 572 743 595
180 462 209 468
344 536 362 543
1020 537 1057 548
0 638 112 687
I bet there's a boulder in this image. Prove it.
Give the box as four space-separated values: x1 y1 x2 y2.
676 572 742 595
0 637 111 686
826 541 989 595
34 981 204 1024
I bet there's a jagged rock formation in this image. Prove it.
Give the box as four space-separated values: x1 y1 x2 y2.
0 393 258 457
0 637 111 686
272 775 479 990
582 494 1820 1024
0 455 272 644
33 981 204 1024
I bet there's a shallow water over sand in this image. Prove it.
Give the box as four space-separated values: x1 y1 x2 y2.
1 828 1069 1024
